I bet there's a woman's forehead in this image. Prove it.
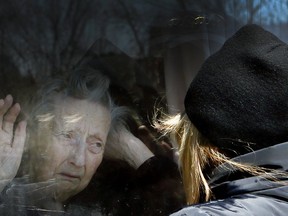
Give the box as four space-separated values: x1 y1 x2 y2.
51 97 111 133
53 95 108 114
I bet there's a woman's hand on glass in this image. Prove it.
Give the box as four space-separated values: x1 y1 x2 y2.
0 95 26 192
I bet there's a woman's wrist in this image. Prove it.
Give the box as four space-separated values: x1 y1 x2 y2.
122 136 154 169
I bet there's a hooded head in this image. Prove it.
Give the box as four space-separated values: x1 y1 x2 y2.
184 24 288 155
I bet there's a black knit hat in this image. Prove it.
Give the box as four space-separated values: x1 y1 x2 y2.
184 24 288 153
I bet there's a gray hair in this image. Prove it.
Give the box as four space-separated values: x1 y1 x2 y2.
25 67 129 141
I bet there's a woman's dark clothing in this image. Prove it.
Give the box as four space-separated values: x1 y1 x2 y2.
70 155 185 216
171 142 288 216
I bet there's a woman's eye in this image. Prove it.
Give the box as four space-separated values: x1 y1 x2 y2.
88 142 103 154
62 132 73 139
62 133 71 138
57 131 75 141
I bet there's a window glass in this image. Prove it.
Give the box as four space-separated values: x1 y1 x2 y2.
0 0 287 215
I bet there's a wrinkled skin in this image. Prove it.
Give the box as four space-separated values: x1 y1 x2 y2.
104 126 155 169
28 96 111 203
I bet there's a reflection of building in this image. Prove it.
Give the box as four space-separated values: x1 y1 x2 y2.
77 38 166 126
77 38 161 92
148 11 232 113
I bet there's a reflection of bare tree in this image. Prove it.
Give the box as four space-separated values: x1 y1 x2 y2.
0 0 106 81
103 0 166 113
116 0 146 57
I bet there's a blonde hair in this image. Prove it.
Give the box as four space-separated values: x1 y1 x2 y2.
154 112 287 205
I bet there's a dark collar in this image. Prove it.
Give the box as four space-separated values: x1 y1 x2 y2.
209 142 288 199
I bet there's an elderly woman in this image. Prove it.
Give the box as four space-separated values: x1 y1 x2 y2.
0 68 117 213
0 67 185 215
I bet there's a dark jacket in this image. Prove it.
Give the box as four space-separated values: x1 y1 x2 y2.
0 156 185 216
171 142 288 216
70 156 185 216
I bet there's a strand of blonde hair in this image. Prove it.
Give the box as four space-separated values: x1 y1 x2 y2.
154 112 288 205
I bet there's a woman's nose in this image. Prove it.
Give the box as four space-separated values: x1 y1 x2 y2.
68 137 86 167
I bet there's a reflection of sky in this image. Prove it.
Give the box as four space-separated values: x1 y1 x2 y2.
237 0 288 24
133 0 288 24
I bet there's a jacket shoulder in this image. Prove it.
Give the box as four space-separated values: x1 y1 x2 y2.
171 194 288 216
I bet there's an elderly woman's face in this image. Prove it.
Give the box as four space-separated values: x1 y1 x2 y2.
29 96 111 202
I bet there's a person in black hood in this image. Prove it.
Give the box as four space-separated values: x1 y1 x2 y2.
155 24 288 215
